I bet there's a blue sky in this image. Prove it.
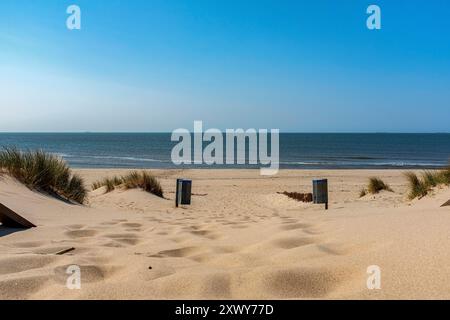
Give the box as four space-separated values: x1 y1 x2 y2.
1 0 449 132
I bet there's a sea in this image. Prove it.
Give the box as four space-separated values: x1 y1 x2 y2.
0 133 449 169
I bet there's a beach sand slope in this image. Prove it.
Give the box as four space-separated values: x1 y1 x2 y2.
1 169 450 299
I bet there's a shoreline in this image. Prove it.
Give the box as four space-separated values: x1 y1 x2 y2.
2 132 449 171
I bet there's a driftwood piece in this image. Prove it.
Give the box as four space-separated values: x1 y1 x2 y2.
55 247 75 255
0 203 36 228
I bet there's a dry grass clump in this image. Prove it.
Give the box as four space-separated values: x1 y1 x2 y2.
405 167 450 199
405 172 428 199
0 147 87 204
367 177 393 194
92 170 163 198
92 176 123 192
278 191 312 202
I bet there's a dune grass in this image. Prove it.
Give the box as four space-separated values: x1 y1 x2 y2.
0 147 87 204
92 170 163 198
405 167 450 199
405 172 428 199
367 177 393 194
92 176 123 192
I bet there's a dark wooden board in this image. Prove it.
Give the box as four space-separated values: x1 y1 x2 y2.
0 203 36 228
441 199 450 207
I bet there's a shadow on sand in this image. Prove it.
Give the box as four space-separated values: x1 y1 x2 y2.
0 225 25 237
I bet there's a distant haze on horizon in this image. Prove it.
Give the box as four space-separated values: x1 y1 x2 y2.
1 0 450 133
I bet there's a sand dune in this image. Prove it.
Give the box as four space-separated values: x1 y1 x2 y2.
1 169 450 299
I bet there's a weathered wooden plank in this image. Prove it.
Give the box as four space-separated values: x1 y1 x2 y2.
441 200 450 207
55 247 75 255
0 203 36 228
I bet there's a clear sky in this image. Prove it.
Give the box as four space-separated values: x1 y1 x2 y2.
1 0 449 132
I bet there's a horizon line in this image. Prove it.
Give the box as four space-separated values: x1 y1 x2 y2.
1 131 450 135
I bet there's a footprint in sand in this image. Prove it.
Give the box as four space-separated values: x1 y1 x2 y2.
200 273 232 298
262 267 348 298
271 236 317 249
65 229 98 238
124 228 142 232
189 245 239 263
279 222 312 231
0 275 50 299
142 266 177 281
149 246 203 258
99 221 120 226
103 233 140 245
121 222 142 228
144 217 162 222
316 243 351 256
190 230 221 240
66 224 85 230
170 236 190 244
120 222 143 232
11 241 45 248
302 228 322 235
218 221 238 225
230 224 249 229
0 255 57 275
280 218 298 224
53 264 116 284
213 246 238 254
101 241 125 248
187 225 202 231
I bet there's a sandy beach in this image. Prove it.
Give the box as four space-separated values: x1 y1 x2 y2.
0 169 449 299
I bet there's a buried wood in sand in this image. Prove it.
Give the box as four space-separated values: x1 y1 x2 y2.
0 203 36 229
54 247 76 255
441 199 450 207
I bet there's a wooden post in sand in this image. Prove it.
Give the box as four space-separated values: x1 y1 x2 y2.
0 203 36 228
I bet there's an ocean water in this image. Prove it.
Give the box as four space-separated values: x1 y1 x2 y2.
0 133 449 169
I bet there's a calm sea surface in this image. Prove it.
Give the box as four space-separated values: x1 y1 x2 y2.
0 133 449 169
